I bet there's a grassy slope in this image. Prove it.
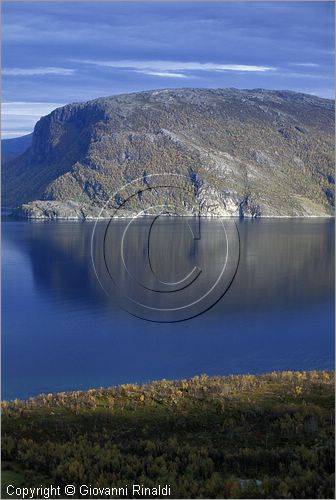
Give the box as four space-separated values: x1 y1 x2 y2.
1 371 335 499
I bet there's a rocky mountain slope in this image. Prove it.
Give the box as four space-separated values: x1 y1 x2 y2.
2 88 334 218
1 133 32 164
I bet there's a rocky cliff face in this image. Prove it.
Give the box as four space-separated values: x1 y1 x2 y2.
3 88 335 218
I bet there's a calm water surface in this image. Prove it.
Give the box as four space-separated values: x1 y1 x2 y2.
2 217 334 400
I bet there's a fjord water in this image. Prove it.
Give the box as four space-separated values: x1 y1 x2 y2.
2 217 334 400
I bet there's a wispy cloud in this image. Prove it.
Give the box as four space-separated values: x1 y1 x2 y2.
289 63 320 68
2 1 334 111
3 67 75 76
273 70 332 80
76 59 275 74
1 102 64 138
136 71 188 78
2 102 64 115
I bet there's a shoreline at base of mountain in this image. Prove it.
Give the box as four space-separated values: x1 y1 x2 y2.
6 199 334 220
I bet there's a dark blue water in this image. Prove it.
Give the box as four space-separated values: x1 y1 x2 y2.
2 217 334 400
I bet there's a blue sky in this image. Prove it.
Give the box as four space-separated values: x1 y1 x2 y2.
2 1 334 138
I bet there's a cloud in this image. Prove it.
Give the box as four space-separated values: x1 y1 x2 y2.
289 63 320 68
2 102 64 116
3 67 75 76
136 71 188 78
76 59 275 74
273 70 332 80
1 102 64 138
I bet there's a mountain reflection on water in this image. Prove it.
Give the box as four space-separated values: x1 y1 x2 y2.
2 217 334 400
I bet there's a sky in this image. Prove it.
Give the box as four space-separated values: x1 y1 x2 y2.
2 0 334 138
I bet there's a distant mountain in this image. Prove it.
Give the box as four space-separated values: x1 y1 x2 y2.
2 88 334 218
1 133 33 164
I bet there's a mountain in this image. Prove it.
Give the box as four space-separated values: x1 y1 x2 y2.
2 88 334 218
1 133 33 164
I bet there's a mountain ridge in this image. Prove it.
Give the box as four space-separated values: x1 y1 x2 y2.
3 88 334 219
1 133 33 164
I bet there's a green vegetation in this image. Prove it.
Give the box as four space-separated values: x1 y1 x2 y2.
2 371 334 498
